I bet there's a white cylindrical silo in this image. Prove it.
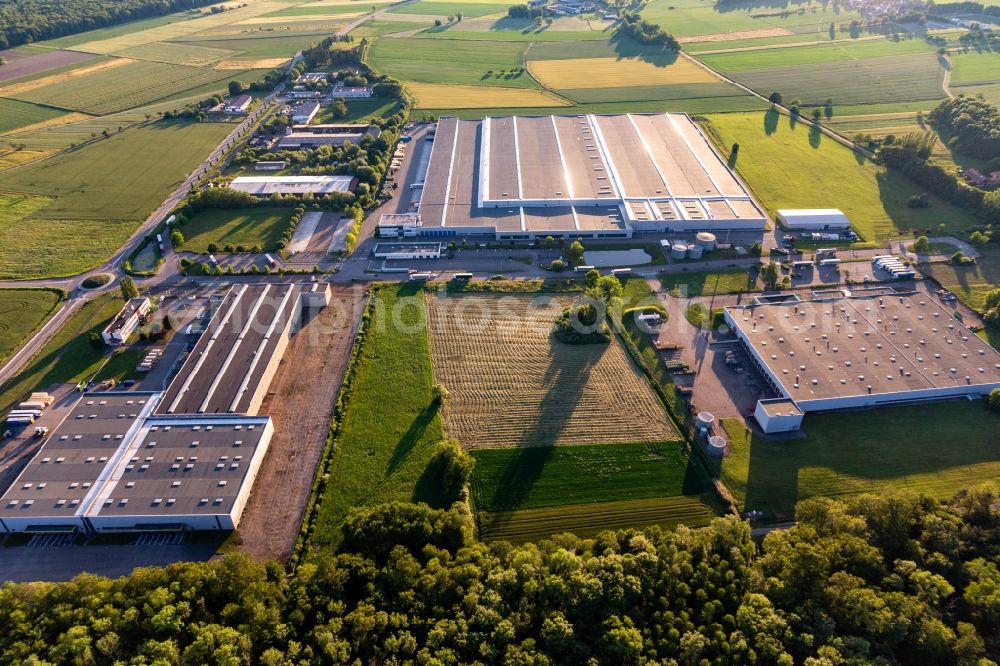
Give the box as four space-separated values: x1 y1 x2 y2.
671 243 688 260
696 232 716 251
696 411 715 431
687 244 704 260
708 435 727 457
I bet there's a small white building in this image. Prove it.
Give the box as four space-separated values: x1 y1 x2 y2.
753 398 804 434
101 297 151 345
254 160 287 171
287 86 323 100
776 209 851 231
224 94 252 114
292 101 320 124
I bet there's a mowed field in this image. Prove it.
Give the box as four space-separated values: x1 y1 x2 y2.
720 401 1000 519
700 112 984 240
368 38 535 88
179 207 292 252
405 82 568 108
426 294 676 448
389 0 511 18
0 289 62 366
0 98 66 135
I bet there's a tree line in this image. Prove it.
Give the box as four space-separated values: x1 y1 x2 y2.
0 1 217 49
929 96 1000 162
0 485 998 664
617 13 680 50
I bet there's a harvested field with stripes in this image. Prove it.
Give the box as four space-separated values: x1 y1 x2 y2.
427 294 676 449
477 496 718 542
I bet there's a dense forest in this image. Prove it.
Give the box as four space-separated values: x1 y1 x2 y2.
0 486 998 665
0 1 217 49
929 96 1000 161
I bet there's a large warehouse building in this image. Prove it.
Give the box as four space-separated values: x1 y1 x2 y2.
0 283 331 535
724 292 1000 433
379 113 766 240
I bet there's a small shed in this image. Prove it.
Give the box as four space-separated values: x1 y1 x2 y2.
776 209 851 231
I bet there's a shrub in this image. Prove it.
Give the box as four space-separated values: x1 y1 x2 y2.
550 258 567 272
912 235 930 252
988 388 1000 412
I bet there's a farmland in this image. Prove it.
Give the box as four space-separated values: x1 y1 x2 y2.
5 59 238 115
406 82 568 109
0 121 232 221
719 401 1000 519
0 98 65 135
177 207 293 253
470 442 702 512
699 112 983 240
368 38 536 88
314 97 401 124
948 51 1000 86
0 289 62 366
309 285 446 548
919 245 1000 311
0 293 123 415
528 55 718 88
389 0 512 18
426 294 676 448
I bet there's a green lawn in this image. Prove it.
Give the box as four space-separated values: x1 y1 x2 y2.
178 207 292 253
368 37 536 87
470 442 703 512
0 99 65 135
699 112 983 241
919 245 1000 311
949 51 1000 86
92 344 147 384
0 289 62 365
314 97 400 124
660 269 758 298
0 121 232 221
309 284 447 549
389 0 511 18
699 38 935 72
720 402 1000 520
0 293 124 414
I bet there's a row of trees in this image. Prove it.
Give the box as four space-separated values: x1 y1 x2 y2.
617 13 681 50
0 0 218 48
0 487 998 664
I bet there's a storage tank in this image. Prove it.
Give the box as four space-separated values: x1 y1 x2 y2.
708 435 727 457
696 411 715 431
687 244 704 260
696 232 717 251
671 243 688 260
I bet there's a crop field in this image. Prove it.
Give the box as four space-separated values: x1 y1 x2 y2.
0 58 127 98
6 59 238 115
0 121 232 221
0 99 65 135
426 294 676 448
389 0 512 18
179 207 292 252
0 294 125 415
369 38 535 87
406 82 568 108
470 442 702 512
698 38 936 71
640 0 766 38
0 147 57 172
715 53 945 107
309 285 447 548
0 49 98 84
528 55 718 88
478 496 719 542
173 32 329 58
416 15 614 40
720 401 1000 519
115 42 240 66
948 51 1000 86
699 112 982 240
0 289 62 366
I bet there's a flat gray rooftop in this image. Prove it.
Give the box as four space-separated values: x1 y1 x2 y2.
727 293 1000 404
158 284 304 416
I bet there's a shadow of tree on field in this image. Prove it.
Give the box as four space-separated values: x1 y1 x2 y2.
763 108 779 135
387 403 439 476
484 338 603 513
609 33 679 67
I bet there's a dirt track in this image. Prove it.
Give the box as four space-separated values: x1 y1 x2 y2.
236 286 366 562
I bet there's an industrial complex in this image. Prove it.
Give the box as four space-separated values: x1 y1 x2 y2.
725 291 1000 433
378 113 767 240
0 284 331 535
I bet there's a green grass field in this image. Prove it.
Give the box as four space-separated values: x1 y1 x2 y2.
478 495 719 542
115 42 239 66
470 442 704 512
0 99 66 135
0 121 232 221
699 112 983 240
0 289 62 365
8 59 237 114
314 97 400 124
0 293 123 414
949 51 1000 86
309 284 447 548
919 245 1000 311
720 401 1000 519
660 269 758 298
389 0 511 18
368 37 535 87
699 38 935 71
179 207 292 253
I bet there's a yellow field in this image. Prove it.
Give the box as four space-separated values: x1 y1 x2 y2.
0 147 57 172
0 59 131 97
235 14 358 24
73 1 291 53
677 27 791 43
406 82 569 108
116 42 239 66
0 112 90 137
528 56 719 89
215 57 291 70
